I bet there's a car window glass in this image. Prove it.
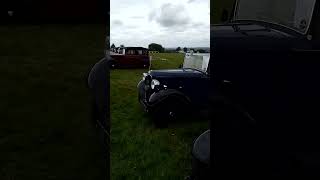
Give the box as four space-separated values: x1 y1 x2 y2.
127 50 135 55
235 0 316 34
183 53 210 72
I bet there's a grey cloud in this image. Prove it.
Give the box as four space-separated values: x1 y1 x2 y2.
192 22 205 26
163 26 187 33
126 25 138 29
183 22 209 30
112 20 123 26
165 22 207 33
111 0 209 47
157 19 208 34
153 3 190 27
131 16 144 19
148 10 156 21
188 0 209 3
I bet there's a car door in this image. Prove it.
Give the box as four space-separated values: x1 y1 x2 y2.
213 39 290 121
211 36 295 176
124 49 140 67
181 74 210 107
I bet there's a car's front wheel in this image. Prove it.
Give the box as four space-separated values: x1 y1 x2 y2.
152 98 189 128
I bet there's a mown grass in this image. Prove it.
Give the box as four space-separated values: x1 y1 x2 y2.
150 53 185 69
110 53 209 179
0 24 107 180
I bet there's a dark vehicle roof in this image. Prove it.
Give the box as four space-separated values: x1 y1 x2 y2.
125 47 148 50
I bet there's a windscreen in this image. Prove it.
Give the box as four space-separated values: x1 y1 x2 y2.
234 0 316 34
183 53 210 72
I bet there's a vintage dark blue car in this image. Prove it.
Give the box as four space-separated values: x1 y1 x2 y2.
137 53 210 127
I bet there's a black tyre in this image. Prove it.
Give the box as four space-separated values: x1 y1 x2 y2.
137 81 145 101
152 106 170 128
152 98 188 128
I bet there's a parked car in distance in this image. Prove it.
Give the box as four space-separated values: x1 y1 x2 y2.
109 47 150 69
137 52 210 127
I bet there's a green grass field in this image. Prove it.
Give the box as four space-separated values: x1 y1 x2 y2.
110 53 209 179
0 24 107 180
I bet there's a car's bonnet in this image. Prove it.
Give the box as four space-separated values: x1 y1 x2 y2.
149 69 207 78
211 22 308 51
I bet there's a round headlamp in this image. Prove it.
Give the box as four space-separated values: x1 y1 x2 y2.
151 79 160 89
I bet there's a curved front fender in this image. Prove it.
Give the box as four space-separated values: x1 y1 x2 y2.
149 89 191 107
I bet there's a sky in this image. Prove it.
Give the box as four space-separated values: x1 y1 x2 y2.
110 0 210 48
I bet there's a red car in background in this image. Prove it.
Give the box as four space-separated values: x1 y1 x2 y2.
109 47 150 69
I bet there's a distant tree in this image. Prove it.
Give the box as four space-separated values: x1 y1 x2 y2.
120 44 125 48
148 43 164 53
165 49 176 53
183 47 188 52
197 49 206 53
176 47 181 52
111 43 116 49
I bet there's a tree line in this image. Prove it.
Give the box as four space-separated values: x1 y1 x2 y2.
110 43 207 53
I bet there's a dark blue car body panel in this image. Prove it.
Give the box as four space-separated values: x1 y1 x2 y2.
211 18 320 176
